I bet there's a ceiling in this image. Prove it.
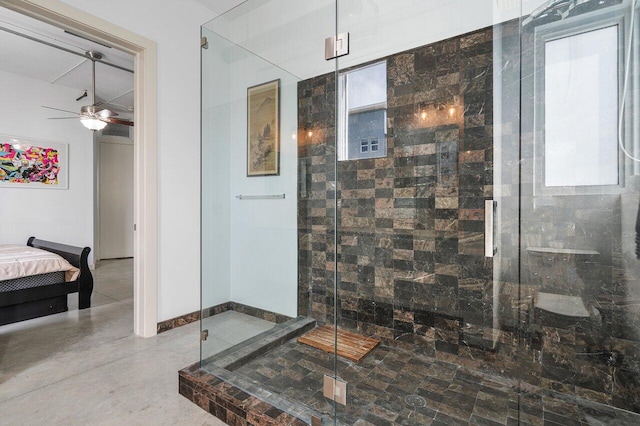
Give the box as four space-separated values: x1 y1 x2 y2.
0 6 134 117
0 0 544 121
195 0 247 16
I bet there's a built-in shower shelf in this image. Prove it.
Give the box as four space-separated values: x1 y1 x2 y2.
535 292 591 317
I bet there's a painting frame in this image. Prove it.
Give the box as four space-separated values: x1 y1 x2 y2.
247 79 280 177
0 134 69 190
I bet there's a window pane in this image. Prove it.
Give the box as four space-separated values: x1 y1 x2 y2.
544 25 619 187
347 62 387 110
348 109 386 159
338 61 387 161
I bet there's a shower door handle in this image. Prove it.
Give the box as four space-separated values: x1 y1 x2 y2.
485 200 497 257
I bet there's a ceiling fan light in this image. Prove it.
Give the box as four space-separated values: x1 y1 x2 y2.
97 108 117 118
80 116 107 131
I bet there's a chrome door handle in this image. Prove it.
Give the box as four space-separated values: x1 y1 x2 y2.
485 200 497 257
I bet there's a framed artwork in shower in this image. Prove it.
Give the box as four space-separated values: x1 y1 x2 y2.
0 134 69 189
246 79 280 176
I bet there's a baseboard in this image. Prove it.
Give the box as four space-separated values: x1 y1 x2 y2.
157 301 293 334
157 310 200 333
202 301 292 324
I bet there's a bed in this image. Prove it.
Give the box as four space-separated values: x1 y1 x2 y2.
0 237 93 326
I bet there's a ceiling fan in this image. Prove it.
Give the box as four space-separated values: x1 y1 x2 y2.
43 51 134 131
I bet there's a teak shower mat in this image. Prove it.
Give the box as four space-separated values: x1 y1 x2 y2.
297 325 380 362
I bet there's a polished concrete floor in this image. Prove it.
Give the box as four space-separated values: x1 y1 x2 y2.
0 259 226 425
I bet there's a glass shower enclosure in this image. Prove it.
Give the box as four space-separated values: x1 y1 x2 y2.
198 0 640 424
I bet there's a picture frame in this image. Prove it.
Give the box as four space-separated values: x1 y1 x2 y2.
247 79 280 176
0 134 69 189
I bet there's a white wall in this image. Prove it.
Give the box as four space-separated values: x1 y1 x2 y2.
59 0 217 321
0 69 94 262
226 48 299 318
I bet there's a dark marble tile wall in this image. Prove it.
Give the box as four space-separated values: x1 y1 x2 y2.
297 20 640 415
298 22 497 386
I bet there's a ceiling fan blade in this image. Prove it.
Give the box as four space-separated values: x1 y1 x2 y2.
102 117 134 126
96 101 134 113
48 117 80 120
42 105 81 116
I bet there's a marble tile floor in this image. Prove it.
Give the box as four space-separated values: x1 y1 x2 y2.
0 258 243 425
233 338 640 426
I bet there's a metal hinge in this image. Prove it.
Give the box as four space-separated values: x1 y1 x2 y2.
200 329 209 341
325 32 349 60
323 375 347 405
201 36 208 49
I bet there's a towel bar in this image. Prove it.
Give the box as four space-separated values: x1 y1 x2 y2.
235 194 285 200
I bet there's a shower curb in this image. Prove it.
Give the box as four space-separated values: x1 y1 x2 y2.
206 316 316 370
180 316 339 425
179 363 310 425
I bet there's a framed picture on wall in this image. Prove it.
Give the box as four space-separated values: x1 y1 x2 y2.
247 79 280 176
0 134 69 189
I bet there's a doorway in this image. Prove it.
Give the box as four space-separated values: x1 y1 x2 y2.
98 135 134 260
0 0 158 337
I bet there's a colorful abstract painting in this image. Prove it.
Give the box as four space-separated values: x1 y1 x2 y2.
0 143 60 185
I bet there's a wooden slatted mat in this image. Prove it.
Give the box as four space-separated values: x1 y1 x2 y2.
297 325 380 362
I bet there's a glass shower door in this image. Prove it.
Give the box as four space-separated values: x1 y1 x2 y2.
329 1 527 424
516 0 640 421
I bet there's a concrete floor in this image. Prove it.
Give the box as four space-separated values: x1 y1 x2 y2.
0 259 226 425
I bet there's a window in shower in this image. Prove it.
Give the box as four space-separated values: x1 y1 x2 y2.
337 61 387 161
534 14 625 194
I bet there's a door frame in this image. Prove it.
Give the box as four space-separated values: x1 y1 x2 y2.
0 0 159 337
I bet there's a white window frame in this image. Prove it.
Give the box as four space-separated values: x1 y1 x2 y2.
337 61 387 161
533 7 628 195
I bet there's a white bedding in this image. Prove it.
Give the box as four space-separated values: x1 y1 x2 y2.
0 244 80 282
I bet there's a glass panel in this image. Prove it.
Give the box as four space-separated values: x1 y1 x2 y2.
346 61 387 110
544 25 619 187
330 1 527 424
519 0 640 423
200 1 338 423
